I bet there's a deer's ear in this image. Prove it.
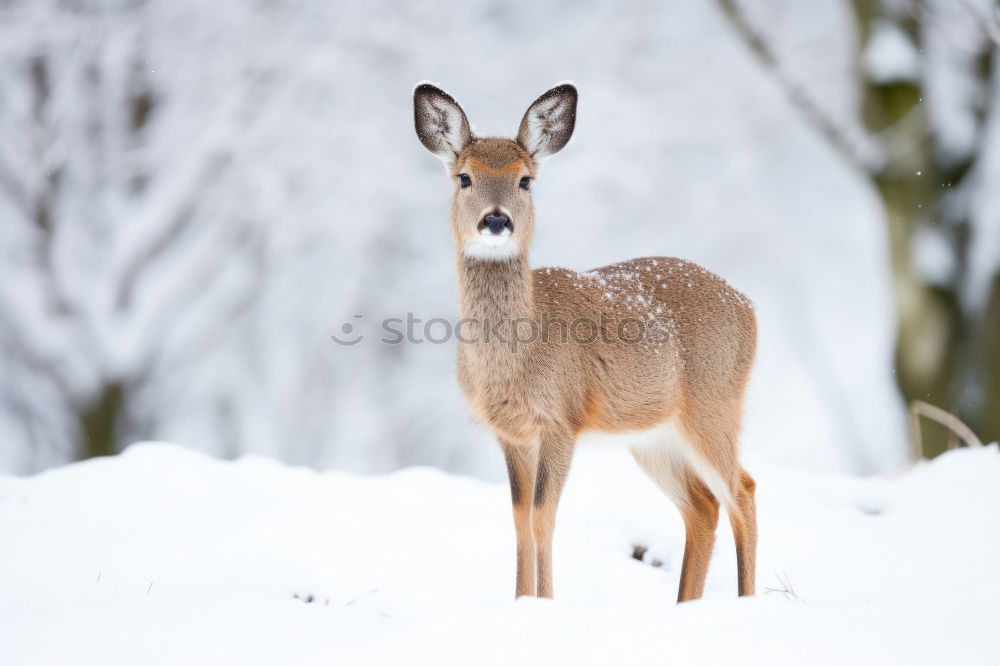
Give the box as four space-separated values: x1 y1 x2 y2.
517 83 577 162
414 83 472 163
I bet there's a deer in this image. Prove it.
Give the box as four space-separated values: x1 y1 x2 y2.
413 82 758 603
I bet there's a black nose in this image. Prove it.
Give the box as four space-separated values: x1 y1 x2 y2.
483 213 510 235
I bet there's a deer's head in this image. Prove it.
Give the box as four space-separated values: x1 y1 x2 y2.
414 83 577 261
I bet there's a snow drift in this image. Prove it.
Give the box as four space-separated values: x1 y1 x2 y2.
0 442 996 665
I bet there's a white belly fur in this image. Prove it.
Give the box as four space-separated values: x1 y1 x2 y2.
578 421 732 509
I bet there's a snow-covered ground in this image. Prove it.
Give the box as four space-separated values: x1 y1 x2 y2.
1 442 997 665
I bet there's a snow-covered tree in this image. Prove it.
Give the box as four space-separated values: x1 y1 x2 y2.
0 4 266 466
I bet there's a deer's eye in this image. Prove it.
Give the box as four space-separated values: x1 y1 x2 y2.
459 174 472 188
520 176 531 191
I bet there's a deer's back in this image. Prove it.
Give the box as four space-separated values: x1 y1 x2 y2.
532 257 757 433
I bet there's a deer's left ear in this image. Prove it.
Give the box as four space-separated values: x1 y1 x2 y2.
414 83 473 164
517 83 577 162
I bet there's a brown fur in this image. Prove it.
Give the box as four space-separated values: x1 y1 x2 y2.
414 84 758 602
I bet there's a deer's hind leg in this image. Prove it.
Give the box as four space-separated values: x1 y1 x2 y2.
632 413 749 602
728 468 757 596
675 475 721 602
680 398 757 599
631 430 720 603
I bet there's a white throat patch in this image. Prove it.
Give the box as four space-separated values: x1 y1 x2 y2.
463 228 519 261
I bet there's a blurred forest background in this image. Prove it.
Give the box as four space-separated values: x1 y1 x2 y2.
0 0 997 478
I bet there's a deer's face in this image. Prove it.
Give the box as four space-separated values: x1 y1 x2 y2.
451 140 535 259
414 83 577 261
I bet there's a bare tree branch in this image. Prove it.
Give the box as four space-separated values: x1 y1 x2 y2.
716 0 878 174
909 400 984 459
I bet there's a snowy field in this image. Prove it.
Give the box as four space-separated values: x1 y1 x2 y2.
1 442 997 665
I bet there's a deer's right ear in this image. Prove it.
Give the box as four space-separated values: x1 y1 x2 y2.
414 83 472 164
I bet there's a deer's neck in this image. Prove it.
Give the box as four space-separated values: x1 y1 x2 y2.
457 254 535 332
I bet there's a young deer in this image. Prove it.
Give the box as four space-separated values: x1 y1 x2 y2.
413 82 758 602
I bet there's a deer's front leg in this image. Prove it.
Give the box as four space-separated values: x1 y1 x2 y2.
502 440 538 598
532 428 575 599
